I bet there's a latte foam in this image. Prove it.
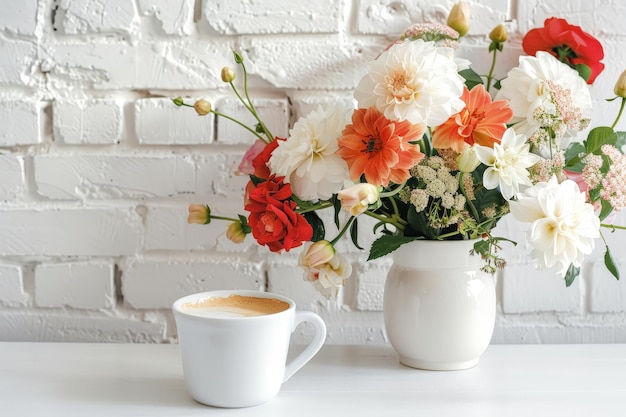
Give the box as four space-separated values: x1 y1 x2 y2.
181 294 290 318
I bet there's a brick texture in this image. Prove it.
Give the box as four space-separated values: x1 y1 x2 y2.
0 0 625 344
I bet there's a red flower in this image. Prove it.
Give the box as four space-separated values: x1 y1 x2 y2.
251 138 283 179
522 17 604 84
244 176 313 253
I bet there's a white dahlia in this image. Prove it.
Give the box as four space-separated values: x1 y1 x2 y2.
496 52 592 156
510 176 600 277
268 104 352 201
354 39 464 127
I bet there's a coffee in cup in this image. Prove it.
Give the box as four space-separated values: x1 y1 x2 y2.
172 290 326 408
180 294 289 318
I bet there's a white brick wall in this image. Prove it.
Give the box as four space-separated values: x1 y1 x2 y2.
1 0 626 344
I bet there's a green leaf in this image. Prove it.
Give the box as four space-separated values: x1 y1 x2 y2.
332 195 341 230
302 211 325 242
367 235 420 261
574 63 591 82
406 206 438 239
493 79 502 90
584 126 617 155
598 199 614 222
615 131 626 150
459 68 484 90
564 264 580 287
564 142 586 172
604 247 620 280
238 214 251 234
349 218 364 250
249 175 265 186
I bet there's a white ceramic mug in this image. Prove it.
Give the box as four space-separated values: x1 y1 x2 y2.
172 290 326 408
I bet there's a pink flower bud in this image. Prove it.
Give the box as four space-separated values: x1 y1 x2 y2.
299 240 335 268
338 183 380 216
187 204 210 224
237 139 267 175
226 221 246 244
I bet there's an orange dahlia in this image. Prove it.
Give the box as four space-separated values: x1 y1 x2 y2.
432 84 513 153
336 106 425 187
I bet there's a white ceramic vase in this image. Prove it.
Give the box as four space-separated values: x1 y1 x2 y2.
383 239 496 371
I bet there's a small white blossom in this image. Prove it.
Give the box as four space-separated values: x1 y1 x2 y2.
476 128 541 200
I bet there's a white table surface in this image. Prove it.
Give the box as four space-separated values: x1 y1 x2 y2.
1 342 625 416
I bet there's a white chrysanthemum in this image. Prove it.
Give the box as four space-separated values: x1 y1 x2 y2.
496 52 592 155
476 128 541 200
510 176 600 277
355 39 464 127
268 104 352 201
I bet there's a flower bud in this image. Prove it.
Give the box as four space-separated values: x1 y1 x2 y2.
614 69 626 98
226 221 247 244
337 183 380 216
457 145 480 173
193 99 212 116
221 66 236 83
447 2 470 37
187 204 210 224
489 24 507 43
299 240 336 269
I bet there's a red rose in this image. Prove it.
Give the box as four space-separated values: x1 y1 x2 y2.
244 176 313 253
522 17 604 84
251 137 284 180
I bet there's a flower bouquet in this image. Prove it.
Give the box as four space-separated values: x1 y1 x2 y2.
178 4 626 298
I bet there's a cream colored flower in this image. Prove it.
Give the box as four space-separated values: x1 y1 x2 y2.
354 39 464 127
225 221 246 244
510 176 600 276
268 105 352 201
337 183 380 216
298 240 335 268
300 249 352 299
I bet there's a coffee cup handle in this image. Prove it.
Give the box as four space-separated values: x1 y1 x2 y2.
283 311 327 382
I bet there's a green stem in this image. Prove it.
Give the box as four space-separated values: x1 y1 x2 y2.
601 223 626 231
211 110 268 143
486 49 498 92
330 216 356 246
611 98 626 129
210 215 240 222
296 201 333 214
363 210 406 231
238 62 275 142
436 230 462 239
379 182 405 198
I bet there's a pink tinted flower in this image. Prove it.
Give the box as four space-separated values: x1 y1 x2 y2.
187 204 210 224
237 139 267 175
338 183 380 216
299 240 335 268
600 145 626 211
